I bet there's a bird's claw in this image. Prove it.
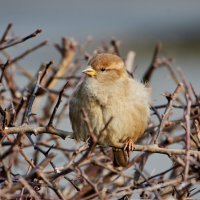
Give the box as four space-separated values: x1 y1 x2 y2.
124 138 134 151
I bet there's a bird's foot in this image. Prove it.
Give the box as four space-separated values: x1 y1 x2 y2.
124 138 134 151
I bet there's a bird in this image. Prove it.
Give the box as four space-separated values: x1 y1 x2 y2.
69 53 150 167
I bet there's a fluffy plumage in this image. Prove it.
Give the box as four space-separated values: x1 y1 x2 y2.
69 53 150 167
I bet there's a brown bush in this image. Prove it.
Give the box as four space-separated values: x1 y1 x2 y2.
0 23 200 200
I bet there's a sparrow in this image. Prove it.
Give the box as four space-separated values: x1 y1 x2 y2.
69 53 150 167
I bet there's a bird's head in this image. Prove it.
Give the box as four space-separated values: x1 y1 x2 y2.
82 53 127 83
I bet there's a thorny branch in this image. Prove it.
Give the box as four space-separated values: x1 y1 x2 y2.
0 23 200 200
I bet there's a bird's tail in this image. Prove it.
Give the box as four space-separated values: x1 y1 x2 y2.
113 148 129 167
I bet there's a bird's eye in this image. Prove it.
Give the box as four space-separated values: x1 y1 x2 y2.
101 68 106 72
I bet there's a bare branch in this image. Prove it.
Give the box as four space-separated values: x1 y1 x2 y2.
0 23 13 44
0 29 42 51
47 81 69 127
142 42 161 83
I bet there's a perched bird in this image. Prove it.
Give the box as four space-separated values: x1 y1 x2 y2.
69 53 150 167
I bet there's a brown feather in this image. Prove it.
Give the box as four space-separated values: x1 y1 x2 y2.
113 148 128 167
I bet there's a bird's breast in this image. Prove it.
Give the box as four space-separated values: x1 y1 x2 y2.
70 77 150 147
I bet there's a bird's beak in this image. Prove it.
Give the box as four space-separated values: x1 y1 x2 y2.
82 67 97 77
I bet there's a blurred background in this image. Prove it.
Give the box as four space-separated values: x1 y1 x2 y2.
1 0 200 191
1 0 200 101
1 0 200 47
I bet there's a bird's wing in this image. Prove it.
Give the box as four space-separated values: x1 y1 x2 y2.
69 82 88 141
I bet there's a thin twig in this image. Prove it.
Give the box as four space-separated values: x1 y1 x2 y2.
0 60 10 83
110 39 120 56
111 144 200 157
9 40 48 66
183 84 192 181
4 125 73 139
142 43 161 83
22 71 42 124
0 29 42 51
0 23 13 44
48 81 69 127
154 83 183 143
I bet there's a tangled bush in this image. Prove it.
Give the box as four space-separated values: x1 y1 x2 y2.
0 24 200 200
